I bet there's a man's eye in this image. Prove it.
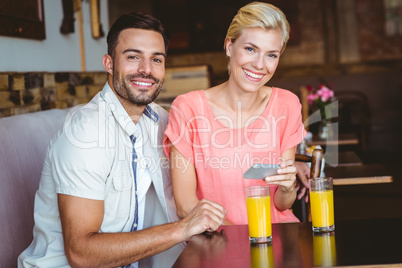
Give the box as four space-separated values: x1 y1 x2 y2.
128 55 138 60
153 58 163 63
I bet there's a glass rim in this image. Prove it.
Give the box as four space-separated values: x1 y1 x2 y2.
309 177 333 182
245 185 270 190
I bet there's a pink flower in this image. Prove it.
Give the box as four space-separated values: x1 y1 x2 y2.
306 84 335 108
316 86 334 102
307 93 317 105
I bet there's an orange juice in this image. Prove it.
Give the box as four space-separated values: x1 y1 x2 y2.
313 233 336 266
246 195 271 239
310 190 334 228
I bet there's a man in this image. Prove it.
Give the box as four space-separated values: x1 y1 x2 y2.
18 12 226 267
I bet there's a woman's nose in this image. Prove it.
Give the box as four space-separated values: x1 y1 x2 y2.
252 55 264 70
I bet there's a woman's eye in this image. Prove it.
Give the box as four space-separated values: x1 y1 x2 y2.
268 54 278 59
246 47 255 52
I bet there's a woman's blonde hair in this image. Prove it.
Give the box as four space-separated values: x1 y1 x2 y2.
224 2 290 53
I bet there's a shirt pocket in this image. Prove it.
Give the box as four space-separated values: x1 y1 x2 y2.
104 175 133 219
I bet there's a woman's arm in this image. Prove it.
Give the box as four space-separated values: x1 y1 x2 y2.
170 146 233 225
170 145 199 218
264 147 297 211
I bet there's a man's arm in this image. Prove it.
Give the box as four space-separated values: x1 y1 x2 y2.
58 194 226 268
295 161 310 202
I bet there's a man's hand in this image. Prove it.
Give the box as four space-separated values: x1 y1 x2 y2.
295 161 310 202
180 199 226 241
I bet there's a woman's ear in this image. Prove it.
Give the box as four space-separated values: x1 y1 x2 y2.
225 38 233 57
102 54 113 75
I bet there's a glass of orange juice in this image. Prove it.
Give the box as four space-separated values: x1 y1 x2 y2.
245 186 272 243
309 177 335 232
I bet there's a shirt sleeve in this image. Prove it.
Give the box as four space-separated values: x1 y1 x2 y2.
163 94 196 165
279 91 307 155
50 121 112 200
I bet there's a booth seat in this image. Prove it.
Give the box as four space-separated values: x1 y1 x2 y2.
0 108 71 267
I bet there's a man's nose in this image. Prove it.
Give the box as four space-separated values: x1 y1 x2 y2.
138 59 152 74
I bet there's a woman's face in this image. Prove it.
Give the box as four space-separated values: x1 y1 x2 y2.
226 27 283 93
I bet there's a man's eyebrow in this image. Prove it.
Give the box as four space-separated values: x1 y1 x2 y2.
123 49 142 54
123 49 166 57
154 51 166 58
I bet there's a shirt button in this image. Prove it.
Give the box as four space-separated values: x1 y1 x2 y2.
134 158 138 163
134 223 137 227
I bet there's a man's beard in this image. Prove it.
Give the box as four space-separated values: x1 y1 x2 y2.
112 69 163 106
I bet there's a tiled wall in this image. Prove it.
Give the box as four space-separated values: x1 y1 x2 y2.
0 72 107 118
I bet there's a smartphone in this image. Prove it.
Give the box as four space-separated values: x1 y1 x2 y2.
243 164 280 179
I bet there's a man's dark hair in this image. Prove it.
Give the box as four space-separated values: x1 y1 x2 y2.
107 12 169 59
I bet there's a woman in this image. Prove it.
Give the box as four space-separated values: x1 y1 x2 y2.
164 2 307 225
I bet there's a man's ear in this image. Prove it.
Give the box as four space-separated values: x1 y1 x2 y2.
102 54 113 75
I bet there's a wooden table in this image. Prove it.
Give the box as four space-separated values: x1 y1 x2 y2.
307 133 359 146
325 163 393 185
172 218 402 267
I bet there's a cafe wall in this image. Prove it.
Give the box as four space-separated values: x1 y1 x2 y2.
0 0 109 72
160 0 402 74
0 0 109 118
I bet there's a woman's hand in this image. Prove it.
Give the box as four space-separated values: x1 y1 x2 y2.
264 148 297 211
264 159 297 192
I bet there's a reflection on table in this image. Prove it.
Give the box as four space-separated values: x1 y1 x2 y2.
313 232 336 267
172 218 402 267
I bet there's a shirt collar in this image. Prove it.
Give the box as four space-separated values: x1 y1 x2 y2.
144 105 159 123
100 82 160 136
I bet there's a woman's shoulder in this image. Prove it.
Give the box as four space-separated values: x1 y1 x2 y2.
172 90 204 105
272 87 301 104
273 87 299 99
170 90 206 115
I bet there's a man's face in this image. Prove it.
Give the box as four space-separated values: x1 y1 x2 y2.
111 28 165 106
